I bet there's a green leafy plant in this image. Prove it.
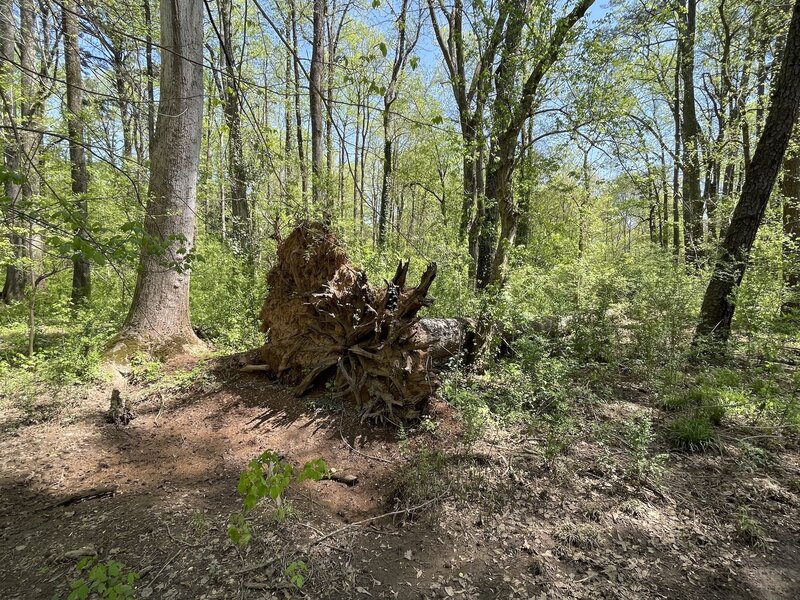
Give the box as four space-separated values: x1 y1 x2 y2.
623 415 667 482
284 560 309 589
64 557 138 600
541 414 576 466
227 451 328 547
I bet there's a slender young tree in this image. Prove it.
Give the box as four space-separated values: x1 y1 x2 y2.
0 0 23 303
428 0 507 277
112 0 204 356
62 0 91 302
290 0 308 209
377 0 418 249
4 0 43 302
218 0 250 254
310 0 327 218
695 0 800 347
479 0 595 288
677 0 702 265
782 123 800 314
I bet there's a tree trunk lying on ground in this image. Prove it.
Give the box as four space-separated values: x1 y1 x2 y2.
256 222 472 421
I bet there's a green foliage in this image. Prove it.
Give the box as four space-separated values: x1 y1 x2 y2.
190 237 267 352
284 560 309 589
537 412 577 470
622 415 667 482
735 506 766 548
63 557 138 600
667 415 715 452
392 447 448 514
0 299 117 388
737 442 775 471
227 451 328 547
127 353 163 385
657 365 800 430
441 372 488 446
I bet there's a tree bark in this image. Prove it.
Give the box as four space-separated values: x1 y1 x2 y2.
678 0 703 265
0 0 23 303
695 0 800 347
378 0 415 250
782 124 800 314
4 0 41 303
219 0 250 255
63 0 91 303
672 35 682 260
479 0 595 288
284 22 295 209
310 0 327 219
427 0 503 283
143 0 155 155
378 107 393 248
290 0 308 211
111 0 204 358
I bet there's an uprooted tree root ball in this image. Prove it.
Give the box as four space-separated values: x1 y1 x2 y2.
257 222 444 421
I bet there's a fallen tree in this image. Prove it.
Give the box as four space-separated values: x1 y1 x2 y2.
256 222 471 421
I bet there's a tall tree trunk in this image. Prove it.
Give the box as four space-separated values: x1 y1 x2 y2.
479 0 595 288
782 125 800 314
672 35 682 261
290 0 308 211
353 94 361 233
284 25 294 211
695 0 800 347
378 107 393 248
377 0 414 250
113 0 204 357
112 47 133 161
476 158 500 289
219 0 250 254
325 0 339 217
310 0 327 219
0 0 23 303
360 100 370 238
63 0 91 302
678 0 703 265
516 121 532 246
143 0 155 155
4 0 41 303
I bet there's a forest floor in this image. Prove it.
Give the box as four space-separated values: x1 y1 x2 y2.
0 354 799 599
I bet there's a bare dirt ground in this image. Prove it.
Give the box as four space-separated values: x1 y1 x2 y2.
0 356 799 599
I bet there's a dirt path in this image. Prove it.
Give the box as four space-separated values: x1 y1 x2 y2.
0 360 798 599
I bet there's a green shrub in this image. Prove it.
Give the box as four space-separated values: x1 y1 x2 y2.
622 415 667 482
228 451 328 547
284 560 309 590
657 390 694 412
190 238 266 352
392 447 448 514
699 401 726 426
64 557 138 600
667 415 715 452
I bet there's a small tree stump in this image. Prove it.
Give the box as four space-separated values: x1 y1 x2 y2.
107 389 134 426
